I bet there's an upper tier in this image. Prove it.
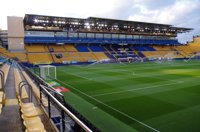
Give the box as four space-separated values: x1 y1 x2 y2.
24 14 192 37
24 31 180 45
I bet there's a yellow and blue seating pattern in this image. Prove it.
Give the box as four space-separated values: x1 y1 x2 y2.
1 36 200 63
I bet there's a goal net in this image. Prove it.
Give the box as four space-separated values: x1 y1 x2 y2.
39 65 57 80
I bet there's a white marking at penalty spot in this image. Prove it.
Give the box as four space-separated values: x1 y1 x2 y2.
92 107 98 110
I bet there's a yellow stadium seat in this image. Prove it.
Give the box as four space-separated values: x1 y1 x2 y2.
93 52 109 60
64 45 77 52
25 129 46 132
49 45 65 52
26 45 48 53
0 104 2 114
79 52 97 61
21 107 41 118
22 71 48 107
18 98 34 109
0 91 5 104
22 115 41 123
11 52 27 62
21 86 29 99
24 121 45 132
27 53 52 64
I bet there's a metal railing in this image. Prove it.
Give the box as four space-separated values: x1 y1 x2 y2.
40 84 92 132
17 62 99 132
0 70 5 92
18 81 32 102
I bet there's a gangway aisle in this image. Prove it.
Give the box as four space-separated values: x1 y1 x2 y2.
0 66 23 131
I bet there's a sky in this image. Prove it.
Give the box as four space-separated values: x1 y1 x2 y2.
0 0 200 43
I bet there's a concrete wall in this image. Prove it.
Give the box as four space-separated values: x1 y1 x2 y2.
7 16 24 51
8 38 24 50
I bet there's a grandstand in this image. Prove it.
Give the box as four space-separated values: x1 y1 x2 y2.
1 14 198 64
1 14 200 132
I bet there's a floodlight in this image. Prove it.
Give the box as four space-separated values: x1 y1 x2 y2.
85 23 89 26
34 19 38 23
87 25 91 29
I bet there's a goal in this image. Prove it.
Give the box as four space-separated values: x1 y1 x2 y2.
39 65 57 80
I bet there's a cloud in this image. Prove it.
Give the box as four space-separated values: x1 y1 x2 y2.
129 0 199 24
0 0 132 29
128 0 200 43
0 0 200 43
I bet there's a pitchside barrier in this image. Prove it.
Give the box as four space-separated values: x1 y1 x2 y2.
17 62 99 132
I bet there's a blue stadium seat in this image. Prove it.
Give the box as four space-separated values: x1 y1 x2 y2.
134 46 146 51
145 46 155 51
89 45 104 52
76 45 89 52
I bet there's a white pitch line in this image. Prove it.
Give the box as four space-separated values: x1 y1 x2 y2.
69 73 92 80
104 68 182 83
131 73 181 83
86 63 200 72
60 70 92 80
55 78 160 132
92 81 183 97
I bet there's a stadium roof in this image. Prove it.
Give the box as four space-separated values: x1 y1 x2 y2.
24 14 192 36
88 17 192 32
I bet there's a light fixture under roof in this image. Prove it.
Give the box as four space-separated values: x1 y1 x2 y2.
34 19 38 23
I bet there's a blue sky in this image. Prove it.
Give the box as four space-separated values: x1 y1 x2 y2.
0 0 199 43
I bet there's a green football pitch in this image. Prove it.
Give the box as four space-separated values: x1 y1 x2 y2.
46 61 200 132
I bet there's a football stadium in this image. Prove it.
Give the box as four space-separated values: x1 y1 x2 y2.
0 7 200 132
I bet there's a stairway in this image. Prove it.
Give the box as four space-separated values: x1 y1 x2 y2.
0 66 23 131
103 46 117 62
137 52 145 58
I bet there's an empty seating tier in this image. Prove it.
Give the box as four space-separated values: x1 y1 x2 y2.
27 53 52 64
11 52 27 62
48 45 65 52
93 52 109 60
76 45 89 52
79 52 97 61
1 37 200 64
22 71 48 107
89 45 104 52
26 45 48 53
14 68 28 99
14 68 46 132
0 63 10 114
64 45 77 52
153 46 173 51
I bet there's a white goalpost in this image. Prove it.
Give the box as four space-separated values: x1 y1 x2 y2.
39 65 57 80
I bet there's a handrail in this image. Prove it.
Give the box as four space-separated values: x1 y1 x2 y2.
18 81 32 102
40 84 93 132
0 70 5 92
17 62 98 131
24 65 63 96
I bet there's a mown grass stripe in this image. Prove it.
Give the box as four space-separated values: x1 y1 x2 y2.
92 81 183 97
55 78 160 132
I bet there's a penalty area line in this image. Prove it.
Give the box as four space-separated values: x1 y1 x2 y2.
69 73 92 80
55 78 160 132
60 70 92 80
92 81 184 97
